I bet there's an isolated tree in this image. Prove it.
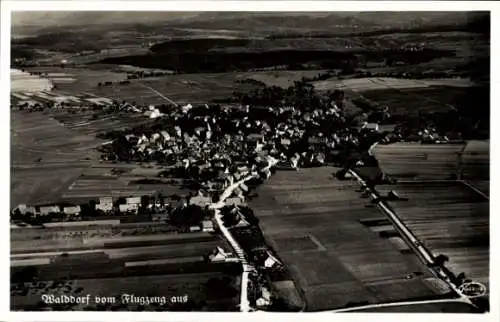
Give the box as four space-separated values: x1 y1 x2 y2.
434 254 449 267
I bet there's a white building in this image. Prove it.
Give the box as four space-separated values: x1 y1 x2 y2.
119 204 139 214
256 287 272 307
160 131 171 141
362 122 379 132
202 220 215 232
190 226 202 232
208 247 232 262
63 205 81 216
225 197 245 207
38 205 61 216
264 252 281 268
96 203 113 212
96 197 113 212
126 197 141 205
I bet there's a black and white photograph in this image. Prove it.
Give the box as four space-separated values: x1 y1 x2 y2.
4 2 494 317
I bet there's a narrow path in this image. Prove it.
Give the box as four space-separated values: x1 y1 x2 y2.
137 83 179 107
330 297 472 313
460 180 489 200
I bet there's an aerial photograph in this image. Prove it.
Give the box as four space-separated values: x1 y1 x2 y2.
9 11 489 313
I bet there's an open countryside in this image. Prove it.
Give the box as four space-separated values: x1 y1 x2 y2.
10 11 489 313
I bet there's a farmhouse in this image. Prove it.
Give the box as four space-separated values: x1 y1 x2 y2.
38 205 61 216
226 197 245 207
63 205 81 216
362 122 380 132
96 197 114 212
263 251 281 268
202 220 215 232
119 203 139 214
126 197 142 205
208 246 232 262
189 225 202 232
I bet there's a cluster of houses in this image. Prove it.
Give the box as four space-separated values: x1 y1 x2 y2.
104 99 380 178
11 91 116 111
10 85 164 120
14 203 81 217
389 126 453 144
11 191 236 233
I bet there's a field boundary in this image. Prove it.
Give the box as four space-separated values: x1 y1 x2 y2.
348 169 479 310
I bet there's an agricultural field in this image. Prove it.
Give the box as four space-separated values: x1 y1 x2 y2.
11 230 226 266
377 181 490 292
11 223 240 311
10 111 100 206
50 110 155 140
461 140 490 181
373 141 490 195
58 161 187 204
373 143 465 181
87 72 261 106
25 67 127 93
10 106 172 206
250 167 452 311
87 69 337 106
11 69 53 92
312 77 475 93
355 84 487 118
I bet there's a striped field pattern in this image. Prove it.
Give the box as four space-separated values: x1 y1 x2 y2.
378 181 489 291
251 167 449 311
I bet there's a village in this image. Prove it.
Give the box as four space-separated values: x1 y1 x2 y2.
9 9 490 313
10 78 473 311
